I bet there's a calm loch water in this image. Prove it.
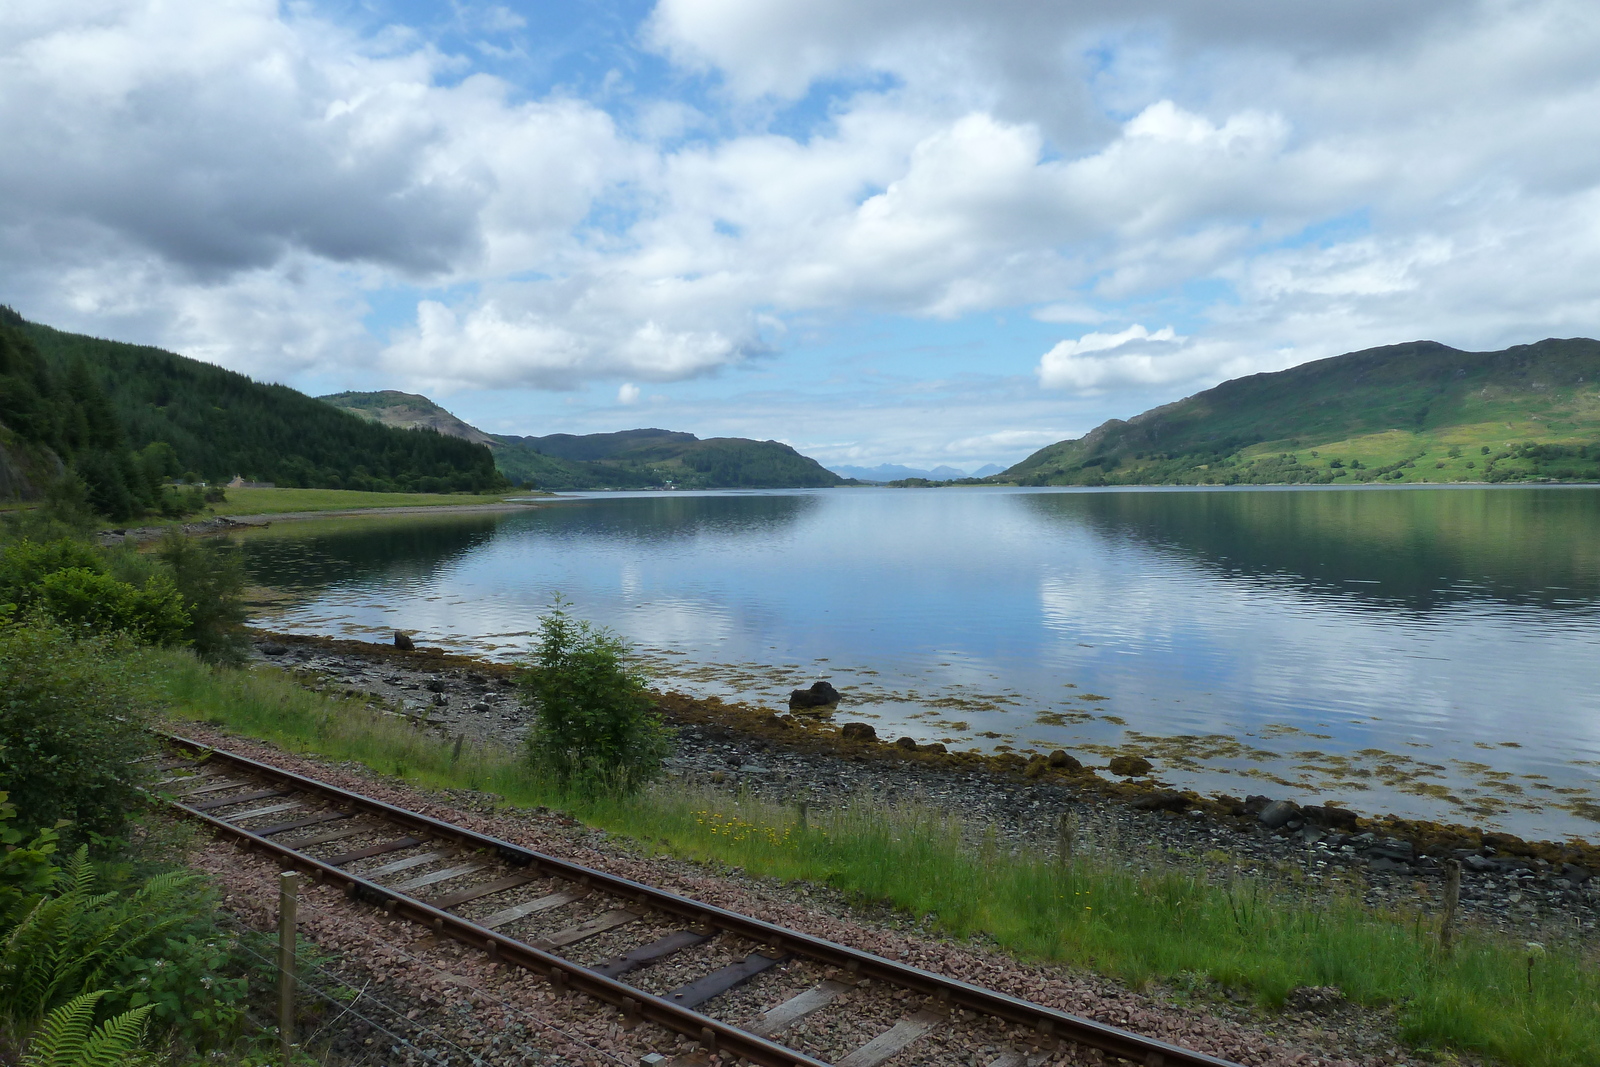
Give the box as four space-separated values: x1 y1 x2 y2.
239 486 1600 841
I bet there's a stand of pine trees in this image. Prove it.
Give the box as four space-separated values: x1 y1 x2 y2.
0 308 506 520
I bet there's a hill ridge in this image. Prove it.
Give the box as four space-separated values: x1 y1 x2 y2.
4 314 506 514
1006 336 1600 486
319 391 846 491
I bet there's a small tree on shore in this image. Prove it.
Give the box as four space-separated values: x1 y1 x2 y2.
519 598 671 795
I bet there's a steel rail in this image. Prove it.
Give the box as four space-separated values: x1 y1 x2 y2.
159 732 1242 1067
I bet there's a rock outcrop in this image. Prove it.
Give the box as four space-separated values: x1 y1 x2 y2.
788 680 841 709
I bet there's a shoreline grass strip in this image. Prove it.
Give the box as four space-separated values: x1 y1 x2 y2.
138 648 1600 1067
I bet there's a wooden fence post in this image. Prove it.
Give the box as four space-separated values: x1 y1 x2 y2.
278 870 299 1066
1439 859 1461 954
1057 812 1076 866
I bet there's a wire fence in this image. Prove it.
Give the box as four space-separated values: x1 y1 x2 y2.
216 894 638 1067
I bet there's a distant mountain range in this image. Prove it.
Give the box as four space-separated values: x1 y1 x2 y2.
320 391 846 490
829 462 1005 483
1005 337 1600 486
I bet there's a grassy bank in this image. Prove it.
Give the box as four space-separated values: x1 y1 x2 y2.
207 487 519 517
140 649 1600 1067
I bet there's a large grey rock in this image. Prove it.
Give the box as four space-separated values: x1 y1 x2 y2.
1258 799 1302 829
789 681 841 709
394 631 415 651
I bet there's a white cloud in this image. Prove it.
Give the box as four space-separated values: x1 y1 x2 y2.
617 382 642 404
5 0 1600 449
1038 325 1185 391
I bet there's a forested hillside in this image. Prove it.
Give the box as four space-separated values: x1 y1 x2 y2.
321 392 847 489
1007 337 1600 486
17 317 506 497
0 308 206 518
497 427 848 489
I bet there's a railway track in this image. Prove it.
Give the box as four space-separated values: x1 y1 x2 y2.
152 733 1242 1067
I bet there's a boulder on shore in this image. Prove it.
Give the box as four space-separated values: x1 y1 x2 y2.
394 631 415 651
1258 798 1303 829
1108 754 1153 777
1047 749 1082 771
840 722 877 741
789 680 841 709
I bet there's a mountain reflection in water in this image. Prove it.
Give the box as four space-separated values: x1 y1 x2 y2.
239 486 1600 841
1019 486 1600 612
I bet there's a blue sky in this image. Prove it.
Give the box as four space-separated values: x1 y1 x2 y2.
4 0 1600 471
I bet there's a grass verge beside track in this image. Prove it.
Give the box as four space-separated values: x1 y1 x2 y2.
138 647 1600 1067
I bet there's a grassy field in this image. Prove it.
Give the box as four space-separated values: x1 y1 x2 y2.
135 647 1600 1067
206 486 520 517
1230 419 1600 485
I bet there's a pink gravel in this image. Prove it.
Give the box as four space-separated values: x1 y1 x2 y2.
175 725 1453 1067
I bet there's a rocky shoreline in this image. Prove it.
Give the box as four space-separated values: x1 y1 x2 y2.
248 630 1599 945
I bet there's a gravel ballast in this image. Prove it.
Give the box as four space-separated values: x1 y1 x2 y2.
177 717 1468 1067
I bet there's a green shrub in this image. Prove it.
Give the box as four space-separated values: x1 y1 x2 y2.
519 600 671 795
0 623 154 839
0 541 104 604
153 530 247 663
0 540 188 647
33 570 188 646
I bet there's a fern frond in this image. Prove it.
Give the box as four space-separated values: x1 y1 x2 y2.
75 1004 153 1067
18 989 104 1067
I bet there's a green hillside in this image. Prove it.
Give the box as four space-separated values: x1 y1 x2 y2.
1007 337 1600 486
1 308 181 519
320 392 847 490
10 315 506 502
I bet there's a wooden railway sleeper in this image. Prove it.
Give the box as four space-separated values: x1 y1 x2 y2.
157 734 1241 1067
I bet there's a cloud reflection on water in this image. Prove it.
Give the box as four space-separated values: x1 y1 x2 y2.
240 486 1600 839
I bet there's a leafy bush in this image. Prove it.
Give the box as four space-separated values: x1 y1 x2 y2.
0 532 244 658
0 540 104 604
0 623 153 840
0 540 189 647
33 570 188 646
519 600 671 794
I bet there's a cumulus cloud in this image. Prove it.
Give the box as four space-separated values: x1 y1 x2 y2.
1038 325 1183 391
4 0 1600 443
